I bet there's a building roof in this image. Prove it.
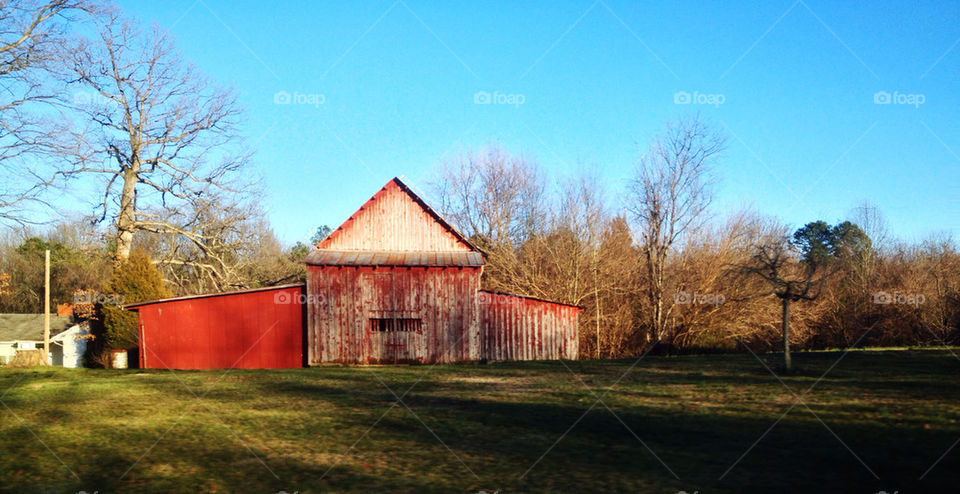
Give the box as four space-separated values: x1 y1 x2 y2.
305 250 484 267
478 289 584 310
123 284 305 310
50 322 89 343
0 314 74 342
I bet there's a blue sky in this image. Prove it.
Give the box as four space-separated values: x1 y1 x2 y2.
115 0 959 245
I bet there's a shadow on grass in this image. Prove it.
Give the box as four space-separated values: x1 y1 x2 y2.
1 351 958 492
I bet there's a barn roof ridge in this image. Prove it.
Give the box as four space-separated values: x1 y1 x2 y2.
316 176 484 255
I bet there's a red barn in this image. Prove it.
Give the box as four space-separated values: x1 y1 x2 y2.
129 177 579 369
305 178 579 364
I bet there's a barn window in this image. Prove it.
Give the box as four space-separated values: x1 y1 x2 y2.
370 318 422 332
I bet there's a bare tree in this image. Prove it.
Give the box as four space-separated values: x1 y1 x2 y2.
670 210 780 349
564 175 602 354
849 201 889 253
627 116 725 344
143 193 299 294
592 215 642 357
54 8 249 267
433 146 546 248
432 146 551 301
740 221 868 371
740 234 824 371
0 0 84 224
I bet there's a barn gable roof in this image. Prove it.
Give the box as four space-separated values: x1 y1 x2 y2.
309 177 482 266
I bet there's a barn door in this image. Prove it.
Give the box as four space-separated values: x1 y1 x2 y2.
363 272 424 364
368 317 424 364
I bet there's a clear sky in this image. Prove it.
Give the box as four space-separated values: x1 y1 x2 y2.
113 0 959 246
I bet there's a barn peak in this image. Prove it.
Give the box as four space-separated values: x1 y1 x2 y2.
311 177 481 256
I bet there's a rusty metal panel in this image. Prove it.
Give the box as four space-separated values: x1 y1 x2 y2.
345 251 361 265
307 265 483 364
478 290 580 361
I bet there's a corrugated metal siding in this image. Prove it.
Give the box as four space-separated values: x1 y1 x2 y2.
136 285 304 369
319 181 474 252
479 290 579 361
307 266 481 364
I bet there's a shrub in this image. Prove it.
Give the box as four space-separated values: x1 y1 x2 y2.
86 251 171 367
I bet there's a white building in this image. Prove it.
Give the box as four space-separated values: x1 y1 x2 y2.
0 314 86 367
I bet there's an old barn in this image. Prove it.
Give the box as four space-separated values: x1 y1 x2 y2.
130 177 579 369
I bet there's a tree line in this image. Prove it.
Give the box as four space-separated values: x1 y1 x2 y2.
431 134 959 361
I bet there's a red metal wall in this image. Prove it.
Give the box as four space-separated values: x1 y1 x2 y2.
135 285 304 369
479 290 580 361
307 266 481 364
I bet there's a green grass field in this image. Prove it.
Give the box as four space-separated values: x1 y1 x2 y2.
1 349 958 493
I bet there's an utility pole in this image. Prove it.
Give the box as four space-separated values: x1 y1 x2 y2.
43 249 50 365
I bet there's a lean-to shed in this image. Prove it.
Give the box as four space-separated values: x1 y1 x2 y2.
126 284 305 369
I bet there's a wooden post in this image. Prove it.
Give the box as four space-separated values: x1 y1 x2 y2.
782 296 791 372
43 249 50 365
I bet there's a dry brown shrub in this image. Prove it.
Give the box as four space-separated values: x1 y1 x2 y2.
9 350 45 367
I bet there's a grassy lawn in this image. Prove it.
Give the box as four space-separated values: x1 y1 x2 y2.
1 349 959 493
